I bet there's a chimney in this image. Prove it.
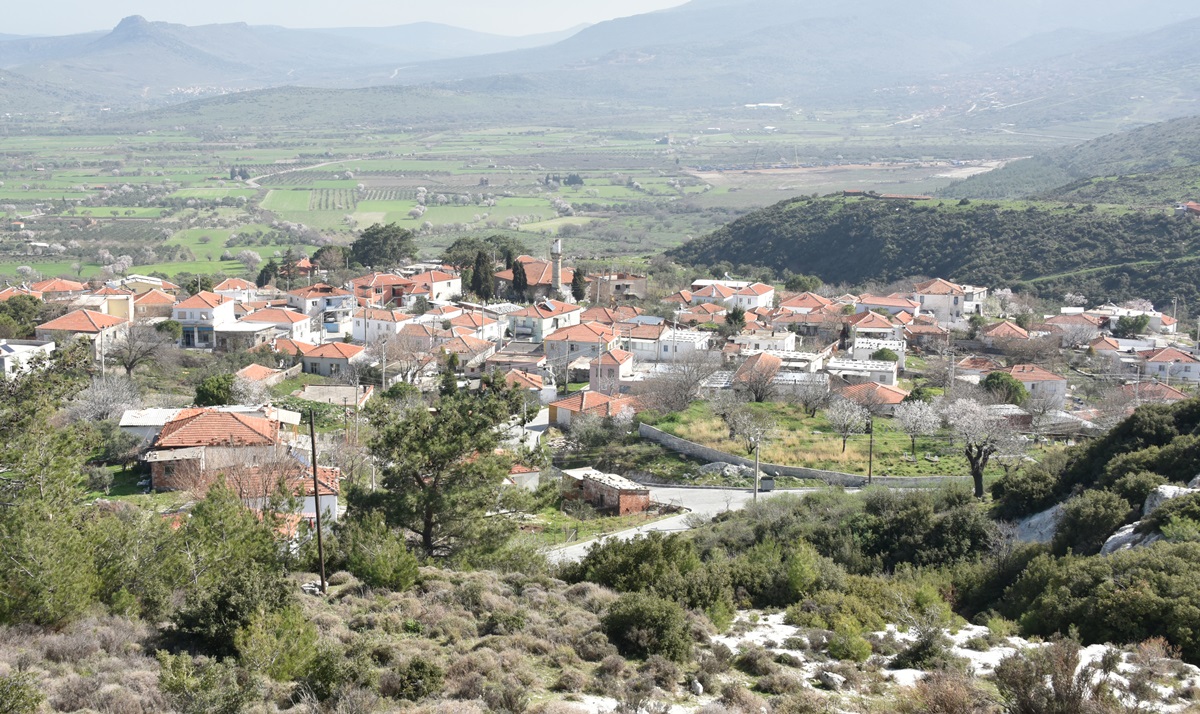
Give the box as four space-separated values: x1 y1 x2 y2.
551 239 563 295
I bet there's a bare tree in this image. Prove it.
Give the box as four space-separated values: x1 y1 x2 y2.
108 322 173 375
734 357 779 403
942 397 1016 498
789 377 830 417
231 375 269 405
894 399 941 454
825 396 869 453
724 405 777 455
638 351 722 413
370 334 434 386
67 375 142 422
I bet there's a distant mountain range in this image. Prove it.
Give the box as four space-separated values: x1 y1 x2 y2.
4 0 1200 129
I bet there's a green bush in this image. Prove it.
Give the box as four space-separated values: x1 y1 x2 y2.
340 512 419 591
1138 492 1200 535
233 604 317 680
827 627 872 662
1111 470 1166 508
0 672 43 714
381 657 445 701
602 592 693 662
194 373 235 406
991 461 1062 520
1051 490 1132 556
156 651 258 714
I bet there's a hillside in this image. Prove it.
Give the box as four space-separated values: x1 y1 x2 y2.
942 114 1200 199
1039 166 1200 205
666 196 1200 305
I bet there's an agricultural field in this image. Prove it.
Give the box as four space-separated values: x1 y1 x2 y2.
648 401 1050 479
0 111 1077 284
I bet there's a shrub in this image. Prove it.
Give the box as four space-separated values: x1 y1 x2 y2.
602 593 692 662
234 604 317 680
340 512 419 591
827 627 872 663
1111 471 1166 510
156 651 258 714
574 630 618 662
302 640 377 701
380 657 445 701
734 645 778 676
639 654 681 691
1051 490 1133 556
994 638 1109 713
85 465 115 494
991 461 1061 520
553 669 586 693
756 672 805 695
0 672 43 714
896 670 995 714
484 676 530 714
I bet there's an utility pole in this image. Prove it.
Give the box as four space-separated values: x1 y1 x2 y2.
866 416 875 485
308 409 326 594
753 439 760 503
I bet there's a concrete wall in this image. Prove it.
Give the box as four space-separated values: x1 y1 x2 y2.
638 424 960 489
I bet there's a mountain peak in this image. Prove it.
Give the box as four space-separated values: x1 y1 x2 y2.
112 16 152 35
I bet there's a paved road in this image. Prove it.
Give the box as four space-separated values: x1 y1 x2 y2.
546 485 813 564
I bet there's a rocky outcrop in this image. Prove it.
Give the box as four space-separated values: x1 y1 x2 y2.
1016 504 1063 543
1101 483 1197 554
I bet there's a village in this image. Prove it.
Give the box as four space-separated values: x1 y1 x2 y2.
0 235 1194 540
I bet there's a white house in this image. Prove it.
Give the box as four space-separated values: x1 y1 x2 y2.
993 364 1069 409
912 278 987 324
0 339 55 377
850 337 906 369
213 277 259 304
621 324 712 363
825 357 899 386
590 349 636 394
733 330 796 353
544 322 621 364
856 294 921 317
301 341 368 378
509 300 582 341
240 308 316 342
448 312 503 341
729 283 776 311
352 307 412 343
287 283 357 339
1136 347 1200 384
408 270 462 302
171 291 237 349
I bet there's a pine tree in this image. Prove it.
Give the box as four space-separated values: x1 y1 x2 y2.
571 267 587 302
471 251 495 300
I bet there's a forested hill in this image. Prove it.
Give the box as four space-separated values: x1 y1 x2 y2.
666 196 1200 305
940 114 1200 200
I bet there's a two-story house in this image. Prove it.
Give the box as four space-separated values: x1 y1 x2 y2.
132 289 177 320
287 283 356 339
1135 347 1200 384
301 341 367 378
544 322 621 364
729 283 776 311
349 272 416 307
912 278 987 324
408 270 462 302
509 300 582 341
213 277 259 304
240 307 316 342
172 291 236 349
352 307 412 343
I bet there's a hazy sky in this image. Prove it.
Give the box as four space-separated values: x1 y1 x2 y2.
7 0 692 36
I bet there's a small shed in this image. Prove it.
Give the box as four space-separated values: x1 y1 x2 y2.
562 467 650 516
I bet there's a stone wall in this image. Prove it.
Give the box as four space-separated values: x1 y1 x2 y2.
638 424 961 490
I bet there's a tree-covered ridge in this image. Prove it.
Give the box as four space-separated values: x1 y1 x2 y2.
1038 165 1200 205
667 196 1200 304
941 114 1200 200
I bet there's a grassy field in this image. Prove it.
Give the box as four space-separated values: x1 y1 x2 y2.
261 190 313 211
650 401 1032 478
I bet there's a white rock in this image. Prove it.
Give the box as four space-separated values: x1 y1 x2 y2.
1143 484 1199 516
818 671 846 691
1015 504 1063 543
1100 523 1161 555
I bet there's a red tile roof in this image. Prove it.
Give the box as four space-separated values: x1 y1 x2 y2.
442 335 494 356
235 363 283 382
31 278 86 293
594 349 633 367
544 322 618 342
1120 382 1189 401
0 286 42 301
214 278 255 291
840 381 909 406
511 299 581 319
981 321 1029 340
996 364 1066 382
504 369 545 390
269 338 317 356
858 294 920 309
1137 347 1200 364
91 286 133 296
288 283 351 299
913 278 965 296
37 309 126 333
355 307 411 323
495 256 576 288
157 410 279 448
848 311 896 330
242 308 311 325
175 291 231 309
550 391 637 417
133 289 176 305
733 352 782 383
779 292 832 311
305 342 365 360
736 283 775 296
